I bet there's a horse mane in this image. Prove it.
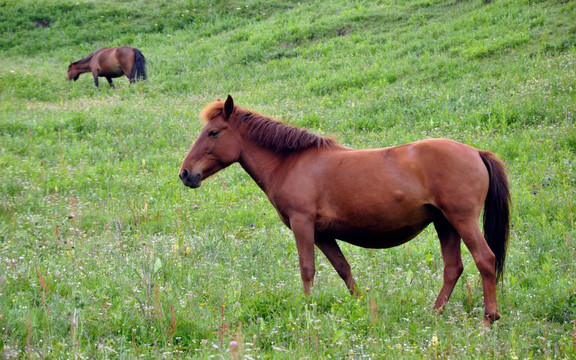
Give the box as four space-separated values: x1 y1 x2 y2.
200 101 337 153
71 53 93 66
71 48 105 65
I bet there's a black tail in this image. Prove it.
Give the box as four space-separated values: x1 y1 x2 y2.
480 151 511 283
131 48 147 81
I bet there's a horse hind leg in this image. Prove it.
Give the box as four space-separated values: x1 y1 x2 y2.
451 219 500 324
120 62 135 83
433 218 464 311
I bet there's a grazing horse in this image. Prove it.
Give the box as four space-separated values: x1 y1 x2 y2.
179 96 511 324
67 46 147 87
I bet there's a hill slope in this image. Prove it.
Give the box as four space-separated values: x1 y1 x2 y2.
1 0 575 358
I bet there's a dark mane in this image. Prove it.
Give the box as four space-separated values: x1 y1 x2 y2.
71 49 101 66
200 101 337 153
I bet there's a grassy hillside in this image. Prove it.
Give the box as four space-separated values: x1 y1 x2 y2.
1 0 575 358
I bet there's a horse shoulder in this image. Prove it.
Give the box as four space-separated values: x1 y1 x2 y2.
90 47 106 61
265 149 334 217
89 55 101 71
92 47 109 58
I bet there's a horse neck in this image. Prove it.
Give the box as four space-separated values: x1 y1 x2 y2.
73 52 97 71
237 140 292 193
230 110 339 191
71 58 92 73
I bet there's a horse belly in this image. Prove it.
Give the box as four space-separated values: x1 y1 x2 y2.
99 64 124 77
314 201 434 248
316 218 432 249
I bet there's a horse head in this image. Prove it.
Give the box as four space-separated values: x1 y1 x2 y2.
67 63 81 81
179 95 242 188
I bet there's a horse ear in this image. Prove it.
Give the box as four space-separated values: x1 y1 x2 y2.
224 95 234 119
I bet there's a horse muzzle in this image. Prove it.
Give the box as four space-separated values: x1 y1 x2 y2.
179 168 202 188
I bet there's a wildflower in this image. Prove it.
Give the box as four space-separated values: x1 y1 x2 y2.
431 333 439 347
230 342 240 360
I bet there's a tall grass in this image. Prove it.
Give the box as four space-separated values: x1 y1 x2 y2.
1 0 575 358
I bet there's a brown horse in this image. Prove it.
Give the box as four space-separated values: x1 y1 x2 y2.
179 96 511 324
67 46 147 87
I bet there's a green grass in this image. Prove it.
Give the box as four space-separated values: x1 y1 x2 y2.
1 0 575 358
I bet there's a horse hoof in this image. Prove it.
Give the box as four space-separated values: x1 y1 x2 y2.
483 312 501 326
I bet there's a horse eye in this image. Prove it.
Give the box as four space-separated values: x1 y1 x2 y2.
208 130 220 137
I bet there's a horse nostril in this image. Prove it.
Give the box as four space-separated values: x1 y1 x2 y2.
180 168 189 180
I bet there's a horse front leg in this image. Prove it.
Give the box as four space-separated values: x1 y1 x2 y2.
289 215 316 295
92 72 99 87
315 236 358 295
106 77 114 88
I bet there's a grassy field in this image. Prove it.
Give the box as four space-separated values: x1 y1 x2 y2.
1 0 575 358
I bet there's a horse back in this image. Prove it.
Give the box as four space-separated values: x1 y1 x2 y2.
299 139 487 201
270 139 489 242
91 47 132 77
358 139 490 214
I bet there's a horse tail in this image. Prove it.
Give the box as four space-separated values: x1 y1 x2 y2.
479 151 511 283
131 48 147 81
